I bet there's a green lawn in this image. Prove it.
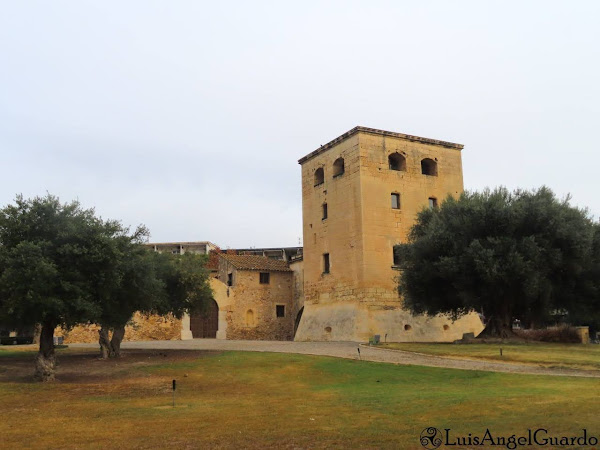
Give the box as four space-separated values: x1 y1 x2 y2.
379 342 600 371
0 349 598 448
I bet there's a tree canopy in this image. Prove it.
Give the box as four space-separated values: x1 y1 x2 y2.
94 226 164 358
394 187 599 337
96 249 213 358
0 194 214 378
0 195 128 379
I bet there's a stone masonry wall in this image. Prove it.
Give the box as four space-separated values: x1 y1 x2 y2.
300 134 365 307
225 269 295 341
296 129 485 342
56 312 182 344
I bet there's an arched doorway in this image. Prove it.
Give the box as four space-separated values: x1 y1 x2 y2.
190 299 219 338
294 306 304 337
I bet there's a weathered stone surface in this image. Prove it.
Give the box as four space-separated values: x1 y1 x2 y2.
56 312 182 344
295 127 485 342
216 256 295 341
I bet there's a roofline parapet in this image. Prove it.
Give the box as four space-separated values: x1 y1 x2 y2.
298 126 464 165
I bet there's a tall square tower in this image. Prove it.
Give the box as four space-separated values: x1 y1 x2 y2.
294 126 483 342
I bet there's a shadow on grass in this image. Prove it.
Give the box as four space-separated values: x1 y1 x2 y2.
0 349 223 384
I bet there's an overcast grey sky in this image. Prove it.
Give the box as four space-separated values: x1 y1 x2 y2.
1 1 599 248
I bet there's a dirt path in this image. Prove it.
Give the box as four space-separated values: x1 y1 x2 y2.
69 339 600 378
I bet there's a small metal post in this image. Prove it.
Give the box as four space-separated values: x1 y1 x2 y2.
357 347 361 360
500 348 503 357
172 379 176 408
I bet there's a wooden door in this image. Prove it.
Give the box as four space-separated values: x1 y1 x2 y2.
190 299 219 338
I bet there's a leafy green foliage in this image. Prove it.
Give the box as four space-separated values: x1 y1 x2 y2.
394 187 599 336
0 194 215 373
0 194 124 330
93 226 162 330
0 194 214 331
95 242 213 358
152 252 213 318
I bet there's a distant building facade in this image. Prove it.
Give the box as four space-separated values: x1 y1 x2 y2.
161 127 482 342
59 127 484 344
146 241 218 255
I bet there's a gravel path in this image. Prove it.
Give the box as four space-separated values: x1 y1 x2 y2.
71 339 600 378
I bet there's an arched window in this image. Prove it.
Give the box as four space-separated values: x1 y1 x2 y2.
314 167 324 186
246 309 255 327
388 152 406 171
421 158 437 176
333 158 345 177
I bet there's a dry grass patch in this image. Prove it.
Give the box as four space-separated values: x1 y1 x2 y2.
0 348 599 448
379 342 600 371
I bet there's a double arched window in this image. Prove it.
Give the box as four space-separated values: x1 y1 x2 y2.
313 157 345 188
387 153 438 176
314 153 439 186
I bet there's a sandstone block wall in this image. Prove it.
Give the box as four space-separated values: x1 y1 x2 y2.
300 134 367 310
358 132 464 289
296 128 484 342
56 312 182 344
218 264 294 341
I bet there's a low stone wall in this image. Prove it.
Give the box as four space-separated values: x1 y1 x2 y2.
295 300 485 342
56 312 182 344
225 315 293 341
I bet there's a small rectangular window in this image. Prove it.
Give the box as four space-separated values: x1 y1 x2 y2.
322 203 328 220
323 253 330 274
259 272 270 284
428 197 437 209
227 273 233 286
393 249 401 266
276 305 285 318
391 193 400 209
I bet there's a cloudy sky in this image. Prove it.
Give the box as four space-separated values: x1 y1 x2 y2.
1 1 598 248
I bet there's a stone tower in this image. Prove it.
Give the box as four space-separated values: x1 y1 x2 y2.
294 126 483 342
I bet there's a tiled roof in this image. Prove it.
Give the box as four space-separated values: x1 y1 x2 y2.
206 250 220 270
219 254 292 272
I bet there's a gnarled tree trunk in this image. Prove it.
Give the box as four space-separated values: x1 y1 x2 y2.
478 303 515 339
99 327 111 359
110 326 125 358
98 325 126 358
34 320 56 382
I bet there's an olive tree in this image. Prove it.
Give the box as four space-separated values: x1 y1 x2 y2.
0 195 125 380
395 187 598 338
96 249 213 359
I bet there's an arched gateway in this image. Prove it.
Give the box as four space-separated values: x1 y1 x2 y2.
190 299 219 338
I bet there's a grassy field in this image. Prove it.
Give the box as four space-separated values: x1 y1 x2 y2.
378 342 600 371
1 347 599 449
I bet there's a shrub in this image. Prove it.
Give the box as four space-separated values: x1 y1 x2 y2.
514 325 581 343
